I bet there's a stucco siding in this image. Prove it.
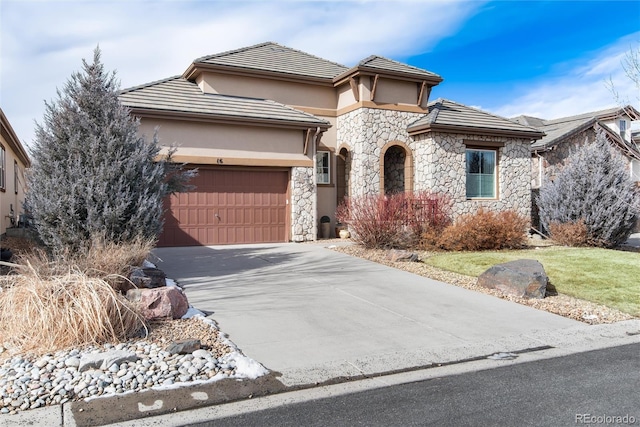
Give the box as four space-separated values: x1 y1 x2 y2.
197 72 336 110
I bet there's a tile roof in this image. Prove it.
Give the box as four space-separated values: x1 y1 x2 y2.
119 77 330 128
529 117 595 150
352 55 442 80
191 42 349 80
408 99 543 137
512 106 639 151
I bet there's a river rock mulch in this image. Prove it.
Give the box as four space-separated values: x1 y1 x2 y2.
0 316 264 415
330 244 635 325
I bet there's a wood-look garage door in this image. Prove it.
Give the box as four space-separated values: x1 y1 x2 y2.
158 168 289 246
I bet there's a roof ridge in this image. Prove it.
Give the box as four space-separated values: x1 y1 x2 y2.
119 75 182 94
193 41 274 63
194 41 348 70
427 97 444 123
436 98 541 132
268 42 348 70
544 106 626 124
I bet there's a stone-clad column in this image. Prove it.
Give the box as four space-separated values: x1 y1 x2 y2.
290 166 316 242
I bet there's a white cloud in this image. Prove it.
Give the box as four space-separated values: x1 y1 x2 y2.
490 32 640 120
0 0 482 148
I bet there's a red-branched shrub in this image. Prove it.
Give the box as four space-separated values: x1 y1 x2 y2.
548 219 588 246
336 192 451 249
436 208 528 251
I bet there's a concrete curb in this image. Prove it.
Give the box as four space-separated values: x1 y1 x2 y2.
3 319 639 426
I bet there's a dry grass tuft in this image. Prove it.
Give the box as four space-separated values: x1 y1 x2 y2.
0 263 146 354
10 237 156 290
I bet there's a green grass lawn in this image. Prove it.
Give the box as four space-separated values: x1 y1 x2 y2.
424 247 640 317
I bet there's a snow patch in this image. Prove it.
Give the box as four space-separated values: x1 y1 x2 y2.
181 307 205 319
142 260 156 268
230 353 269 379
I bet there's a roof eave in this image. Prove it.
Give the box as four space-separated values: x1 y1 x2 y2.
0 109 31 167
126 107 331 131
408 123 545 139
183 62 336 86
333 66 443 86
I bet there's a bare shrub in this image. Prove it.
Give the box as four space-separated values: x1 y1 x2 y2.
0 265 146 353
549 219 589 246
537 130 640 248
336 192 451 249
437 208 528 251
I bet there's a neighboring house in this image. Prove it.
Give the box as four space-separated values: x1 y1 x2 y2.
511 106 640 231
511 106 640 189
119 42 543 246
0 108 31 236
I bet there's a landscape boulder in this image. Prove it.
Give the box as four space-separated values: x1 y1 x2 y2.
165 339 201 355
126 287 189 320
385 249 419 262
129 267 167 288
477 259 548 299
79 350 138 372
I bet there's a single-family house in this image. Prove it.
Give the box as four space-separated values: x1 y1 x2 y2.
0 108 31 236
512 106 640 231
119 42 544 246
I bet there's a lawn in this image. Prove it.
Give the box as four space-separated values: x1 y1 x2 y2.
424 247 640 317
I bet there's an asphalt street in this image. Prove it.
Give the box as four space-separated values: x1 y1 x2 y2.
187 343 640 427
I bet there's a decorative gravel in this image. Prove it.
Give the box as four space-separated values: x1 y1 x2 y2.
331 244 635 325
0 316 252 415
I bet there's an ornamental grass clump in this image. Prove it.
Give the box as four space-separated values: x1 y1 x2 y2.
0 263 145 354
13 236 155 291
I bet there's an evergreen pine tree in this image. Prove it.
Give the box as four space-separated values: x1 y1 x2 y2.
27 47 194 252
537 130 639 247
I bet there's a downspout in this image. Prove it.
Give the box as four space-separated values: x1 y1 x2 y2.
312 127 321 241
534 150 543 188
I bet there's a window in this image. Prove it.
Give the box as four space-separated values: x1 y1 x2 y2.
14 160 19 194
466 148 496 198
316 151 330 184
0 145 5 191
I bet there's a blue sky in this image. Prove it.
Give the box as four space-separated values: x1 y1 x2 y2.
1 0 638 149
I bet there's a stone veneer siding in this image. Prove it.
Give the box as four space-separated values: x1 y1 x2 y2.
337 107 532 221
533 128 596 188
413 132 532 220
290 166 316 242
337 108 424 196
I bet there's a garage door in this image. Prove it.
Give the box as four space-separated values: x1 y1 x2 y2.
158 168 289 246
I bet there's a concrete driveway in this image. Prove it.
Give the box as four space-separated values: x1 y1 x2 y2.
153 243 581 386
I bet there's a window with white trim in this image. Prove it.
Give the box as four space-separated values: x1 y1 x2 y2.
0 145 5 191
316 151 330 184
620 119 627 139
466 148 496 198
